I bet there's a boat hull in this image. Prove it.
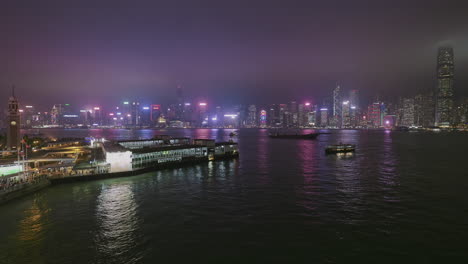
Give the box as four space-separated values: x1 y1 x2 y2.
269 133 319 139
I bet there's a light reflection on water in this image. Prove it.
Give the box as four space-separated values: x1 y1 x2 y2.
94 184 142 264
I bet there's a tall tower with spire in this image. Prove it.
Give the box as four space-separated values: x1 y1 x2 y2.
7 86 21 150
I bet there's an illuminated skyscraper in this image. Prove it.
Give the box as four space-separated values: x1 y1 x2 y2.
22 105 35 128
7 87 20 150
341 101 351 127
333 84 342 128
175 83 184 120
268 104 279 126
320 108 328 127
131 102 140 126
399 98 415 127
279 104 287 127
50 104 61 125
368 102 382 128
93 106 102 125
435 47 455 127
246 105 257 127
150 104 161 123
349 89 359 109
259 110 267 127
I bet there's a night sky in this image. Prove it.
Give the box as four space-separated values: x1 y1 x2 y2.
1 0 468 109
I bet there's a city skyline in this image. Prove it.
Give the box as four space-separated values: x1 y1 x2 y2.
1 0 468 108
2 43 468 116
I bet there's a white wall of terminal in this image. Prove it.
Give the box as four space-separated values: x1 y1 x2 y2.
106 151 133 173
104 145 208 173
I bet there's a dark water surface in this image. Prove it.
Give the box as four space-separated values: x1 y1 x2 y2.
1 129 467 263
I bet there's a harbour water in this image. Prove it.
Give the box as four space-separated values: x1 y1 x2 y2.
0 129 467 263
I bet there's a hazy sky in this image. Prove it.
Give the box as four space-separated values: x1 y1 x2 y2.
1 0 468 109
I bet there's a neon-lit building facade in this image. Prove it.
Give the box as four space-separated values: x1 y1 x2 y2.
259 110 267 127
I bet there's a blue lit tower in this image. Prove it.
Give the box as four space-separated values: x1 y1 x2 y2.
435 47 455 127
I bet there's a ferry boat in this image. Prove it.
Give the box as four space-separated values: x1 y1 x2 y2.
325 143 356 154
269 133 320 139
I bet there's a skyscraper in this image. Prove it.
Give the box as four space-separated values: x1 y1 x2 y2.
320 108 328 127
399 98 415 127
333 84 342 127
246 105 257 127
131 102 140 126
435 47 455 127
349 89 359 109
341 101 351 127
7 87 21 150
368 102 382 128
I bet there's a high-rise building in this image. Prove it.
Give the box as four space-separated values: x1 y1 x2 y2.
246 105 257 127
333 84 342 127
7 87 21 150
349 89 360 109
268 104 279 127
368 102 382 128
320 108 328 127
150 104 161 123
259 110 267 127
131 102 140 126
175 84 184 120
308 106 317 127
414 93 435 127
279 104 287 127
399 98 415 127
140 106 152 126
298 103 307 127
93 106 102 126
456 97 468 127
435 47 455 127
197 102 208 127
50 104 62 125
22 105 35 128
341 101 351 127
